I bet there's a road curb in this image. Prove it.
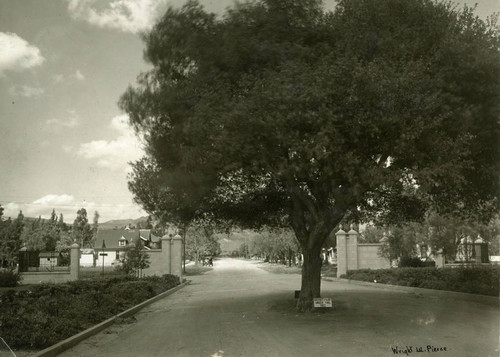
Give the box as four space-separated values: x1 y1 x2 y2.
33 281 190 357
323 277 499 306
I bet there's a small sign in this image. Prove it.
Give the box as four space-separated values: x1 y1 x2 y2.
313 298 332 308
99 253 108 256
294 290 301 299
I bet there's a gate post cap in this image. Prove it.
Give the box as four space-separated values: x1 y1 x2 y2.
348 224 357 234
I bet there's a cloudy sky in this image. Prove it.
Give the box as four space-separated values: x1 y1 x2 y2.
0 0 498 223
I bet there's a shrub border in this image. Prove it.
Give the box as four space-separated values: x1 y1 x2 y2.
323 277 498 307
33 280 190 357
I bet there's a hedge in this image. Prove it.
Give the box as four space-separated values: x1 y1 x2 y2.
0 270 21 287
0 274 180 350
341 266 500 296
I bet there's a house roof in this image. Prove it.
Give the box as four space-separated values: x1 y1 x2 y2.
94 229 153 249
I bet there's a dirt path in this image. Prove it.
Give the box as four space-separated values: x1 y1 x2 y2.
58 258 499 357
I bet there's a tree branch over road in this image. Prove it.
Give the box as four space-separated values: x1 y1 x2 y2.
121 0 500 311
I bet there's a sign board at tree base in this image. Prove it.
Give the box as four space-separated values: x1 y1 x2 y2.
313 298 332 308
99 253 108 257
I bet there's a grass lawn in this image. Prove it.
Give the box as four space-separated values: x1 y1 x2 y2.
255 260 337 277
184 264 214 276
79 266 126 279
256 261 302 274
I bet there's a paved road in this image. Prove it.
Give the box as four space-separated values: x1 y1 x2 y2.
60 258 499 357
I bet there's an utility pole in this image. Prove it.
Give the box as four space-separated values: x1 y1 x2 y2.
100 239 107 275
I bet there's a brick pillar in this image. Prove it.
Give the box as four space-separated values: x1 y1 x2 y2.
347 225 359 271
70 243 80 281
171 234 183 279
161 234 172 275
336 227 347 278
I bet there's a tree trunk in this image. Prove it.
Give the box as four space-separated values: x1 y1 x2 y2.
297 246 322 311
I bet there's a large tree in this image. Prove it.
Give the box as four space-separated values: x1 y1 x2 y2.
121 0 499 310
72 208 94 248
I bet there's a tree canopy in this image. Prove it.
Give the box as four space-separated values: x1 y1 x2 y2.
121 0 500 310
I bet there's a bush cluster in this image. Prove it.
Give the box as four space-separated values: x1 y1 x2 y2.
0 274 180 350
341 266 499 296
399 257 436 268
0 270 21 287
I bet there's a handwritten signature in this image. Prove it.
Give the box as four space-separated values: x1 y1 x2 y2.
392 345 448 355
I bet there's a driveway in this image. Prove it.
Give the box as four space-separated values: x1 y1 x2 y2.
59 258 499 357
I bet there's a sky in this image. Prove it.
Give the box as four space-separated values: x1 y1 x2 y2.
0 0 498 223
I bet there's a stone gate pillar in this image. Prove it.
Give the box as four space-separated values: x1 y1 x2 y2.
171 234 183 279
347 225 359 271
161 234 172 275
336 226 347 278
70 243 80 281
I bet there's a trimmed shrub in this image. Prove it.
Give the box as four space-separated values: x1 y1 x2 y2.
399 257 425 267
398 257 435 268
0 274 180 350
341 266 499 296
0 270 21 287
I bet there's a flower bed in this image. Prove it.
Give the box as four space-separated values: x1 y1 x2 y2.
0 274 180 351
341 266 500 296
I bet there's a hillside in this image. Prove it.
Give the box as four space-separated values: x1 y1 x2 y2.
99 216 148 230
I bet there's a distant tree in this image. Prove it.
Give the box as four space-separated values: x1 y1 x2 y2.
92 211 100 241
20 217 59 252
249 228 299 265
185 221 221 264
423 213 499 262
379 223 425 264
0 211 24 269
55 230 73 252
360 225 385 243
118 240 151 277
121 0 500 310
146 215 154 229
72 208 93 248
478 216 500 256
49 209 57 224
57 213 67 231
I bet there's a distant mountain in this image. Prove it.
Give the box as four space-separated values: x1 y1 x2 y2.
99 216 149 230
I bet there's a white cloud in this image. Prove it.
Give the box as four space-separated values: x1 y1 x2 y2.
75 69 85 80
67 0 169 33
0 32 44 75
62 144 74 153
53 74 65 83
78 114 143 171
46 110 80 128
33 194 75 206
8 85 45 98
2 194 144 222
